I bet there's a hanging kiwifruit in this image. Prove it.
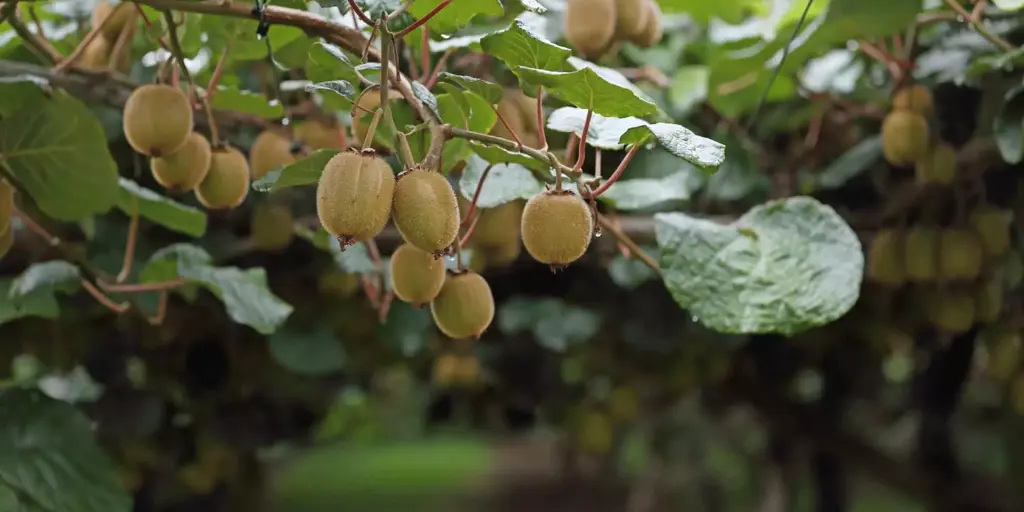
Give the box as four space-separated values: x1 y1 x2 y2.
938 228 984 281
250 203 294 251
880 110 929 167
576 409 614 454
927 288 976 334
91 0 137 41
974 279 1003 324
521 190 593 267
613 0 649 40
195 146 250 210
470 201 524 249
866 228 905 287
969 206 1013 258
150 131 212 192
249 129 296 180
564 0 617 59
430 271 495 339
80 36 112 70
433 354 461 386
123 84 193 157
316 150 396 243
295 118 344 150
904 226 938 282
892 84 934 117
389 243 446 306
392 168 461 255
630 0 663 47
915 142 956 185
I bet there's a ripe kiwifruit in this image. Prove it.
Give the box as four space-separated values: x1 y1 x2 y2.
123 84 193 157
389 243 446 306
433 354 460 385
927 289 975 334
521 190 593 267
91 0 137 41
249 130 296 180
80 37 111 70
614 0 649 40
430 271 495 339
316 150 396 243
974 279 1003 324
969 206 1013 257
0 224 12 260
904 226 938 282
296 119 344 150
915 143 956 184
472 201 524 248
250 203 294 251
938 229 984 281
893 84 934 117
564 0 617 59
577 410 614 454
195 146 250 210
352 90 398 150
607 386 639 423
866 228 905 287
150 131 212 192
630 0 663 47
880 110 929 167
392 168 460 254
317 270 360 299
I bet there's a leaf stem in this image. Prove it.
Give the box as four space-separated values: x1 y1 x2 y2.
445 126 575 180
589 143 642 198
362 108 383 149
148 291 169 325
571 107 593 172
394 0 451 38
81 279 131 314
491 106 526 150
535 86 547 150
347 0 374 25
205 43 231 102
99 279 187 293
4 4 61 64
459 212 480 247
460 164 493 226
425 48 453 89
11 207 59 246
379 31 414 168
116 201 140 283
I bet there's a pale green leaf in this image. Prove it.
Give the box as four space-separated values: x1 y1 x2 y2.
209 86 284 118
178 265 293 335
252 149 340 192
479 19 571 72
458 155 544 208
117 178 207 237
515 66 658 118
407 0 503 34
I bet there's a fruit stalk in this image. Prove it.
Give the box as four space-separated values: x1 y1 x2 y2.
2 3 61 64
379 31 415 168
596 213 659 272
587 143 642 198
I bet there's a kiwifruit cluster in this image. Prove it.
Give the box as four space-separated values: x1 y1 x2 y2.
564 0 662 60
432 352 484 388
82 0 137 72
0 179 13 260
881 84 960 185
491 90 542 148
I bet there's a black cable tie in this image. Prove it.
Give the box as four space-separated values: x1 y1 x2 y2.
252 0 271 39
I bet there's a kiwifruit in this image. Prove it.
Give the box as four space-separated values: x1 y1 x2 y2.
915 142 956 184
892 84 934 117
492 96 527 141
0 224 12 260
316 150 396 243
613 0 649 40
969 206 1013 258
983 327 1020 381
295 119 344 150
630 0 663 47
577 410 614 454
974 279 1003 324
521 190 593 267
938 228 984 281
195 146 250 210
392 168 461 254
607 386 639 423
91 0 137 41
317 270 360 299
0 179 12 226
351 90 398 150
433 354 460 386
880 110 929 167
903 226 938 282
430 271 495 339
150 131 212 192
866 228 905 287
472 201 524 248
123 84 193 157
389 243 446 306
250 203 294 251
249 129 296 180
453 356 483 384
564 0 617 59
927 289 975 334
80 36 111 70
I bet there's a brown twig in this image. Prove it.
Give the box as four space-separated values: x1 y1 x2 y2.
81 279 131 314
942 0 1013 51
4 5 61 64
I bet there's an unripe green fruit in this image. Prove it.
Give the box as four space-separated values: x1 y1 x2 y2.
430 271 495 339
915 143 956 185
150 131 212 192
472 201 524 248
80 36 112 70
392 168 461 254
974 279 1003 324
893 84 934 117
250 203 294 251
607 386 639 423
614 0 649 39
295 119 344 150
577 410 614 454
938 229 984 281
564 0 616 59
389 243 446 306
903 226 938 282
249 130 296 180
316 151 396 243
866 229 905 287
91 0 137 41
0 224 12 260
630 0 663 47
521 191 593 267
123 84 193 157
195 146 250 210
969 206 1012 258
880 111 929 167
928 289 975 334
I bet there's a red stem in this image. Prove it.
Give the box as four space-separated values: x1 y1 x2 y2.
564 133 578 163
81 280 130 314
572 107 593 172
99 279 186 293
206 44 230 102
460 164 493 226
348 0 374 25
492 107 525 149
116 205 140 283
133 3 170 51
535 86 547 150
588 143 640 198
425 48 454 89
378 289 394 323
459 212 480 247
395 0 453 38
12 207 58 246
148 291 168 325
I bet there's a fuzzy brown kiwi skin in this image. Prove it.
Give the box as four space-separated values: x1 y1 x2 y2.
521 190 594 269
630 0 663 47
389 243 447 307
564 0 617 60
195 146 251 210
80 37 112 70
614 0 649 40
250 203 294 252
150 132 212 193
316 149 396 245
123 84 193 157
893 84 934 117
880 110 929 167
249 129 297 180
392 167 461 255
430 270 495 339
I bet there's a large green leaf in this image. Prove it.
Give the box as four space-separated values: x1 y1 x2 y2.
601 172 702 210
252 149 340 192
9 260 81 298
407 0 503 34
0 275 62 325
0 90 119 221
655 196 863 335
295 227 378 275
209 86 285 118
117 178 207 237
458 155 544 208
479 19 571 72
437 72 504 104
468 142 550 172
515 67 658 118
269 325 346 376
0 388 132 512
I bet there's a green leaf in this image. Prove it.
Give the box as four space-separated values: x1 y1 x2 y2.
0 388 132 512
306 80 356 100
497 297 600 352
269 325 346 376
0 277 61 325
814 136 882 190
995 85 1024 165
9 260 81 298
469 142 549 172
141 243 213 283
515 66 658 118
620 123 726 169
209 86 284 118
608 248 660 290
179 265 293 335
566 57 664 119
408 0 503 34
546 107 647 149
458 155 545 208
379 301 433 356
437 72 504 104
704 141 767 203
517 0 548 13
600 172 701 210
669 66 710 115
993 0 1024 9
117 178 207 237
479 19 571 72
659 0 764 23
655 196 863 335
252 149 340 192
0 90 119 221
306 43 362 111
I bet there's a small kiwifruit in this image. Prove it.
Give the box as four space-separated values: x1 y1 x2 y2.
903 226 938 282
892 84 934 117
250 203 294 251
880 110 930 167
249 129 296 180
150 131 212 192
433 354 460 386
927 289 975 334
511 90 540 134
430 271 495 339
123 84 193 157
453 356 483 384
564 0 617 59
295 119 344 150
351 90 398 150
969 206 1013 258
491 96 527 141
317 270 361 299
938 228 984 281
613 0 649 40
471 201 524 249
91 0 137 41
974 279 1003 324
577 410 614 454
0 224 12 260
915 142 956 185
389 243 446 306
630 0 663 47
607 386 639 423
316 150 396 243
80 36 111 70
866 228 905 287
521 190 593 267
392 168 461 254
195 146 250 210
